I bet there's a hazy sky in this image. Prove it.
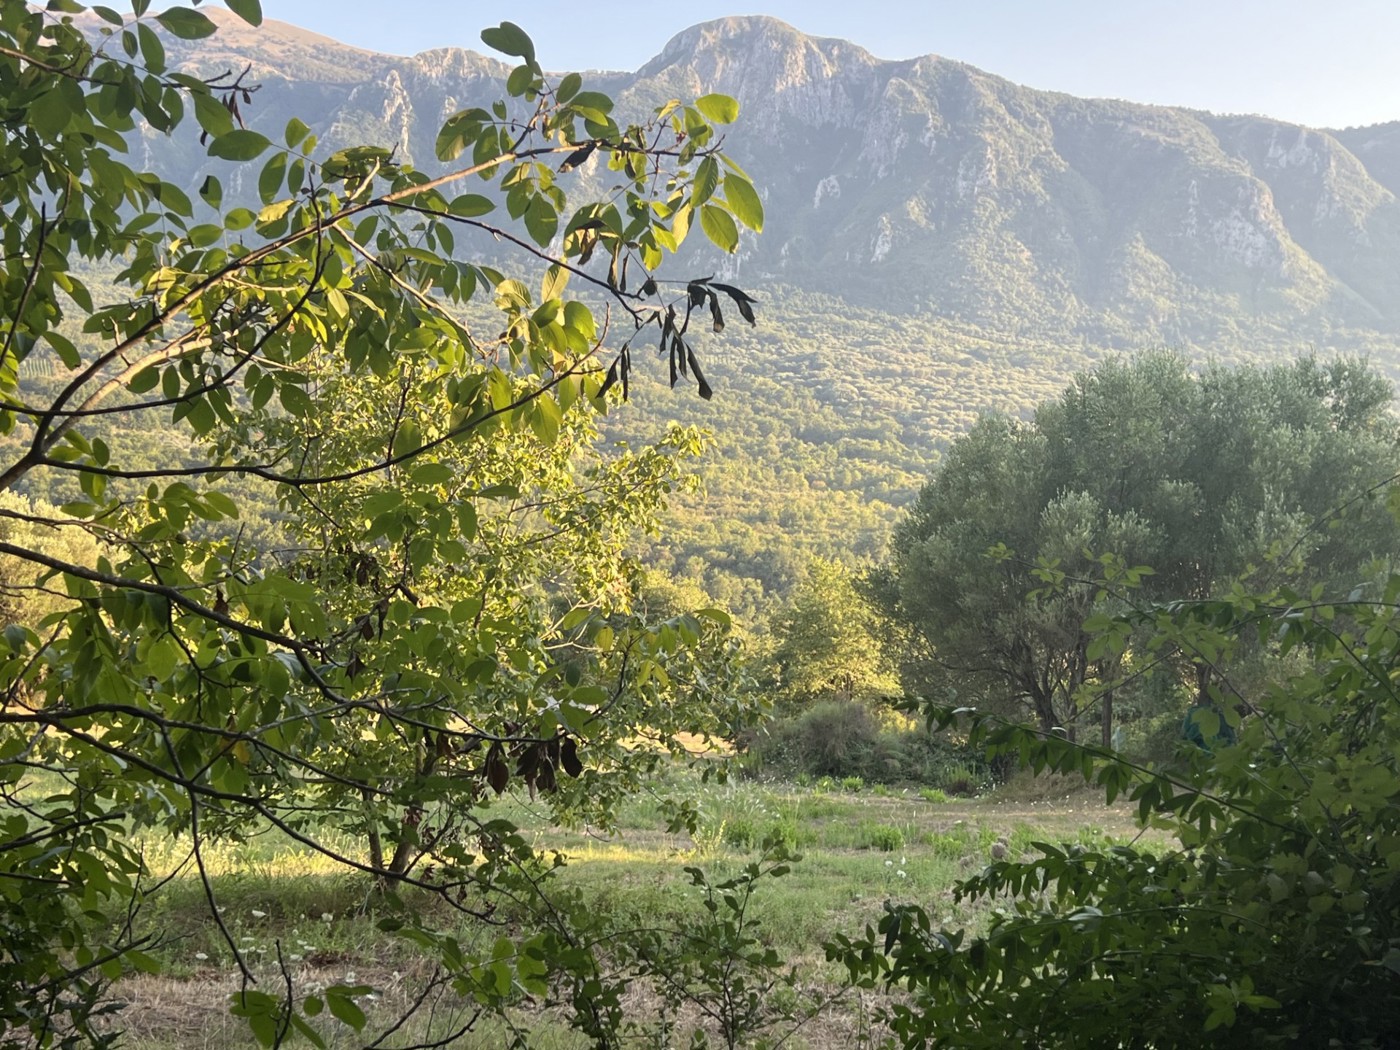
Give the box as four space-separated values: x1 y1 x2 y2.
247 0 1400 129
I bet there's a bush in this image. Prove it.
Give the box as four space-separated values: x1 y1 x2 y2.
742 701 988 786
723 815 761 850
744 700 883 779
836 571 1400 1046
694 786 808 855
864 824 905 852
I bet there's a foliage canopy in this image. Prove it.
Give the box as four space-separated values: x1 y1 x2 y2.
836 564 1400 1047
0 1 766 1044
882 352 1400 737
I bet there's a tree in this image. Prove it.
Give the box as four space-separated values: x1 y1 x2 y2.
884 411 1156 736
766 557 895 704
0 2 765 1044
883 353 1400 739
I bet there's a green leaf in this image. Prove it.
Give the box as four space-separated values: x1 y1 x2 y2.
324 987 367 1032
480 23 535 64
192 92 234 139
152 181 193 218
257 152 287 204
506 65 533 98
144 637 178 681
279 383 312 417
724 174 764 232
230 990 282 1048
523 196 558 246
392 420 421 459
695 94 740 124
225 0 263 25
494 279 531 311
530 396 561 445
257 199 293 225
31 89 71 139
700 204 739 253
411 462 454 487
225 208 257 231
457 501 478 541
129 367 160 395
198 175 222 210
447 194 494 218
556 72 582 104
284 116 310 148
209 130 272 162
435 112 483 162
154 8 218 39
136 20 165 71
44 331 81 370
693 156 719 208
540 264 568 302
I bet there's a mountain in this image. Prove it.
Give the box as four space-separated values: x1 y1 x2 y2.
146 13 1400 350
82 12 1400 614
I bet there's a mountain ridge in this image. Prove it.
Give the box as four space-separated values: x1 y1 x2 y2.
141 11 1400 350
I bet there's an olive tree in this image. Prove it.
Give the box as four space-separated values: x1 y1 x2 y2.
884 353 1400 740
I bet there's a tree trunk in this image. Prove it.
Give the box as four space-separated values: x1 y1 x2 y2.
388 808 422 878
363 787 385 873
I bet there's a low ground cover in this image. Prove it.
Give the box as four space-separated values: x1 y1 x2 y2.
97 772 1146 1048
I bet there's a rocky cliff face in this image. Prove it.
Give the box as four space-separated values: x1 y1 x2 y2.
144 13 1400 348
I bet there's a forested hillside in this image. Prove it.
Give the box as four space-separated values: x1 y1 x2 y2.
53 8 1400 615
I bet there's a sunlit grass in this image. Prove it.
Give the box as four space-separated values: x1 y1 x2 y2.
99 770 1149 1048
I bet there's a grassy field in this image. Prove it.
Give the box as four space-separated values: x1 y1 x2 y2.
104 773 1151 1048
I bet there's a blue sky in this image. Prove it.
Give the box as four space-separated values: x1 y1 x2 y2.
250 0 1400 128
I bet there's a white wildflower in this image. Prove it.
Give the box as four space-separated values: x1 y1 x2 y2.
194 952 208 961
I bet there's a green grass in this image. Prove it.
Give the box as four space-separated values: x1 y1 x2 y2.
98 772 1148 1048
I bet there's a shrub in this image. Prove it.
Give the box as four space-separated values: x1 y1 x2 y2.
937 763 983 796
747 700 883 778
764 816 804 853
723 816 761 850
837 572 1400 1046
864 824 905 852
742 700 989 785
